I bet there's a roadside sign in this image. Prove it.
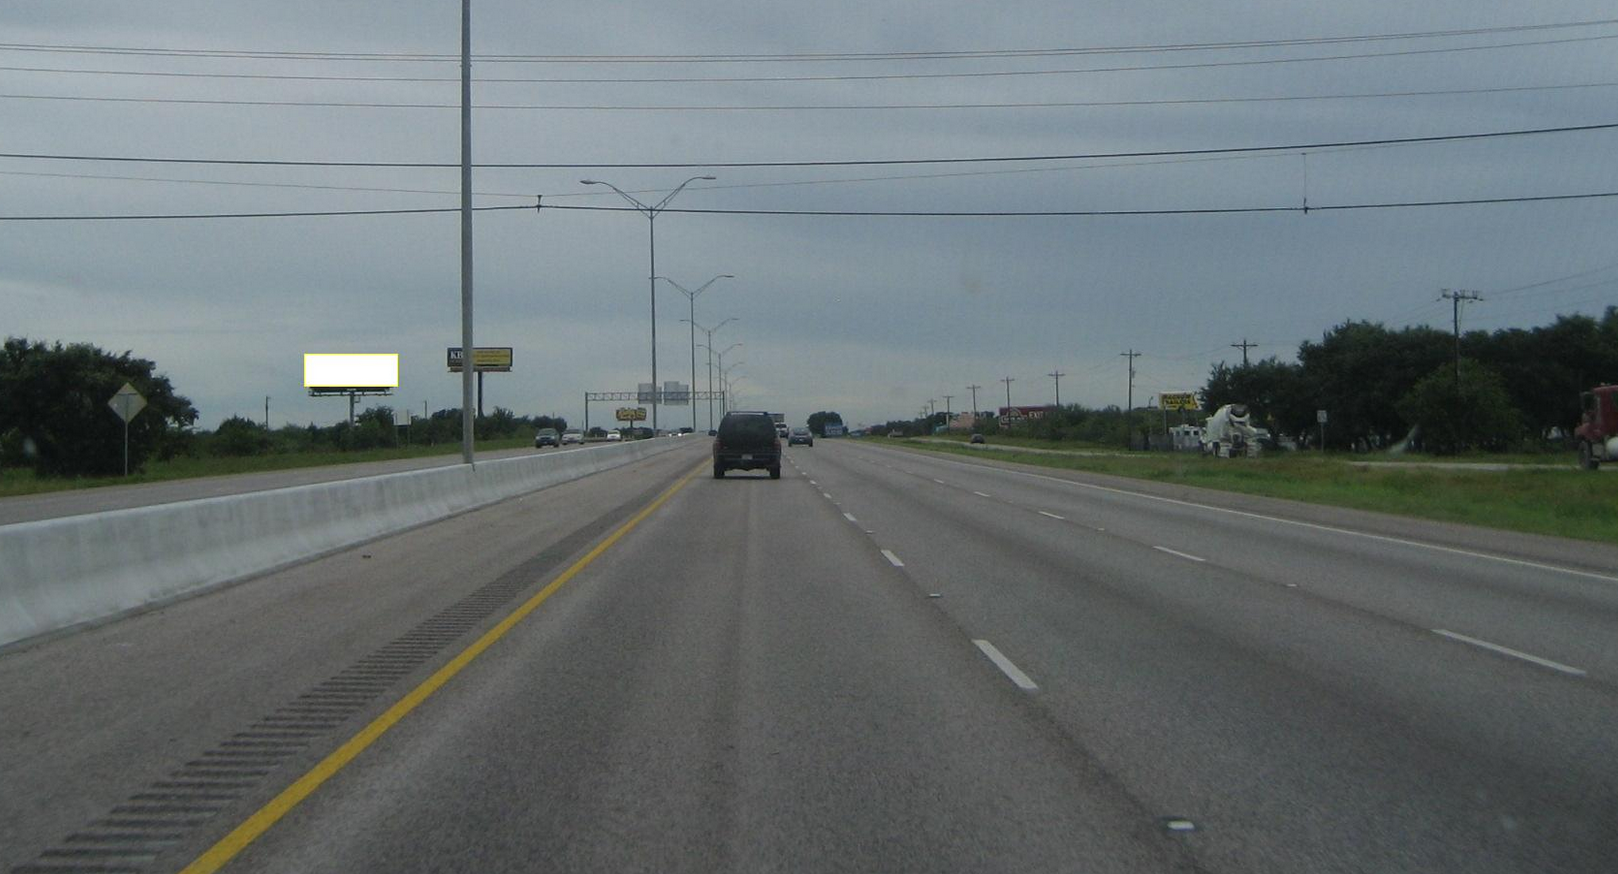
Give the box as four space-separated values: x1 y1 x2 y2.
1160 391 1199 411
615 407 647 422
106 383 147 476
446 347 513 372
107 383 146 423
1317 409 1328 424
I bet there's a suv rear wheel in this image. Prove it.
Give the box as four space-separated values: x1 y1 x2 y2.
713 462 726 479
769 465 781 480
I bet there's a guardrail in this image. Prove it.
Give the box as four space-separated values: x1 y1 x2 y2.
0 439 684 649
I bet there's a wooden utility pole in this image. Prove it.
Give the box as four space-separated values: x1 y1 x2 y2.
1440 289 1483 395
1231 339 1258 366
1121 350 1141 448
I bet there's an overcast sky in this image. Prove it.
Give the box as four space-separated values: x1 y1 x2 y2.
4 1 1617 431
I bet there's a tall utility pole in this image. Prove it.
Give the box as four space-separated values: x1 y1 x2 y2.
942 394 954 424
1048 369 1065 407
1440 289 1483 395
967 384 981 423
1121 350 1141 449
458 0 475 464
1000 376 1015 413
264 396 270 430
1231 338 1257 366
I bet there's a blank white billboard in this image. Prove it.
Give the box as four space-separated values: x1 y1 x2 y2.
303 353 399 389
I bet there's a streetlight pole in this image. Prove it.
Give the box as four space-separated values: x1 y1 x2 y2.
581 175 715 433
688 318 737 430
660 274 733 432
708 342 742 414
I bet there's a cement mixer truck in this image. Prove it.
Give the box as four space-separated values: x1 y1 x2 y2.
1202 403 1261 458
1576 385 1618 470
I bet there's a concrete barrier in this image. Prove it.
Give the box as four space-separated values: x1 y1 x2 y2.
0 439 686 649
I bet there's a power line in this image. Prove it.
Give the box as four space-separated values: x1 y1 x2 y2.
3 120 1613 169
6 34 1617 84
8 80 1615 112
0 204 534 221
0 147 1381 201
3 19 1613 62
6 188 1618 222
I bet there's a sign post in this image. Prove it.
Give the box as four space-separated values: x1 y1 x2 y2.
1317 409 1328 452
106 382 147 476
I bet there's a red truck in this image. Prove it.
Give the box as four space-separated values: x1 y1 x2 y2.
1575 385 1618 470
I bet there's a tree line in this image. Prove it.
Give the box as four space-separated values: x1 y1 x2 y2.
1201 309 1618 452
1 336 567 477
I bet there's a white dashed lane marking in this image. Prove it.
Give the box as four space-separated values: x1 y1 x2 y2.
1153 546 1207 563
973 640 1039 691
1038 511 1065 520
1432 629 1587 677
843 512 858 523
881 549 905 567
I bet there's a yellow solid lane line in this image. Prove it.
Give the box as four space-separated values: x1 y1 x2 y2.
179 462 705 874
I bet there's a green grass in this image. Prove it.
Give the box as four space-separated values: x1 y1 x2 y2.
0 437 537 499
890 440 1618 546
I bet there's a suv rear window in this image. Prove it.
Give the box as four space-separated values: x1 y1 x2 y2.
719 414 776 442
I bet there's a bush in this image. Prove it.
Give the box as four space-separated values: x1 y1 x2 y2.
208 416 272 456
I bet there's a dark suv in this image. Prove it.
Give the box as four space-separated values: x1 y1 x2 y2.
713 411 782 479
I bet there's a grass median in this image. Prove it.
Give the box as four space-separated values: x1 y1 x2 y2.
0 437 544 499
890 439 1618 546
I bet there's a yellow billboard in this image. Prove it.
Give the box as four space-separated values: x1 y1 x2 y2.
447 347 513 372
303 353 399 389
1159 391 1200 411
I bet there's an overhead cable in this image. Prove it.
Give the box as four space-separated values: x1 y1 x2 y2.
2 120 1613 169
0 18 1613 63
4 34 1616 84
5 80 1615 111
4 189 1616 221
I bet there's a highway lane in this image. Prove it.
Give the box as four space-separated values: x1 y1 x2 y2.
0 442 709 873
0 440 648 525
789 440 1618 873
217 445 1192 873
6 433 1615 872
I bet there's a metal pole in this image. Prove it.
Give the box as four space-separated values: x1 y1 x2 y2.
584 392 589 436
264 396 269 430
123 419 129 476
706 338 714 429
458 0 475 465
648 216 658 432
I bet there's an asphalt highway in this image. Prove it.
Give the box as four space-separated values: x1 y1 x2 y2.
4 438 1616 873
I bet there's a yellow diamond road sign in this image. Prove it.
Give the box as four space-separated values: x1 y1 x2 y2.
107 382 146 423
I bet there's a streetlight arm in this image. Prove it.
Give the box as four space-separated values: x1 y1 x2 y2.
653 175 716 212
579 179 652 216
